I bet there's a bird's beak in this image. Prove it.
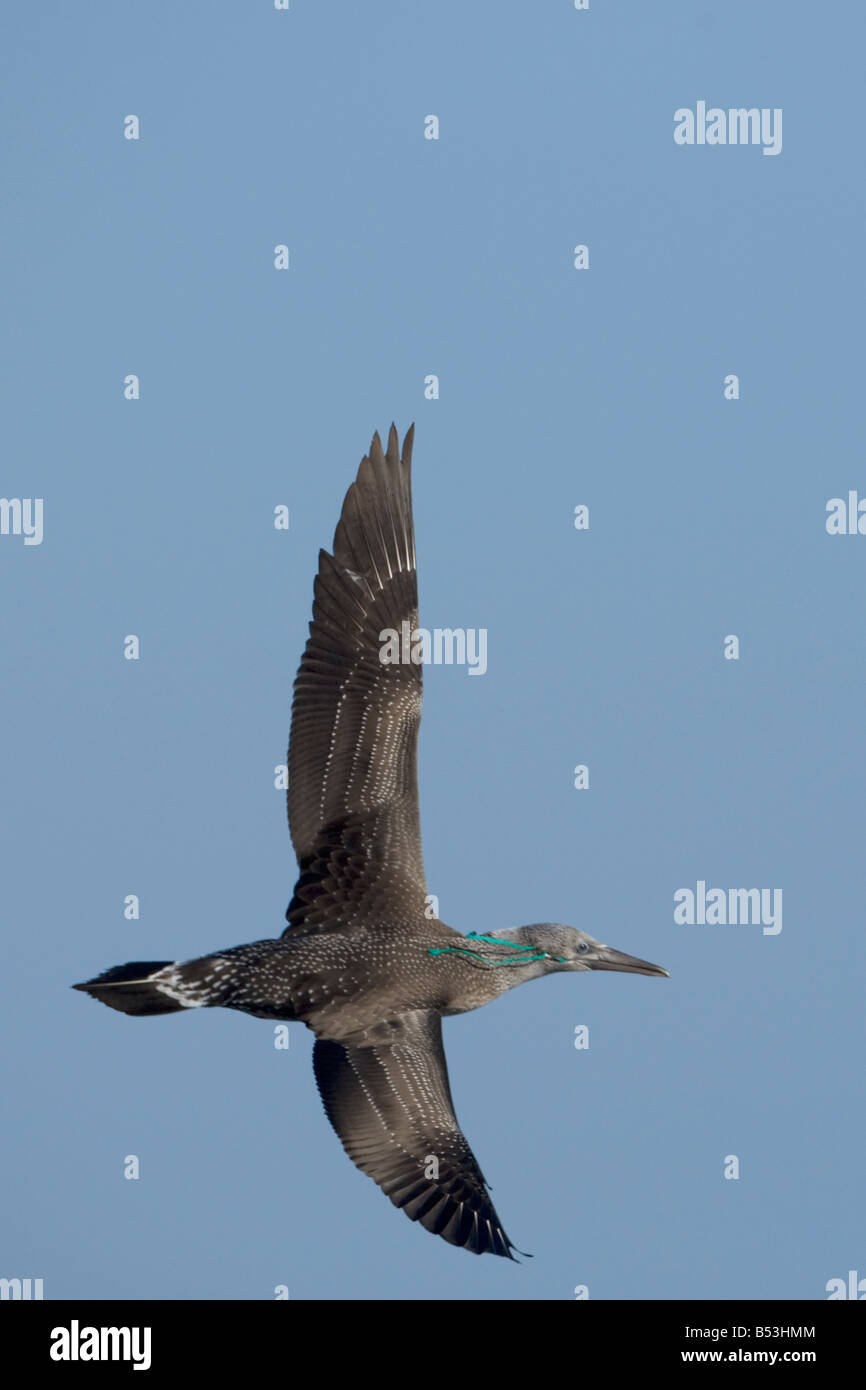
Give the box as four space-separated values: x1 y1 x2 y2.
590 946 669 977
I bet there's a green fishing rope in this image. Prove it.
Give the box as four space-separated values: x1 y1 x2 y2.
429 932 566 966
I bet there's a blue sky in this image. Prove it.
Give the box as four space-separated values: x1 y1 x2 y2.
2 1 863 1300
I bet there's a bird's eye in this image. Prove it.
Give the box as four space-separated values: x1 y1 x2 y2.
577 942 589 953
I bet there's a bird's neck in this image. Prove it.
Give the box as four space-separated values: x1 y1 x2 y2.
428 932 553 978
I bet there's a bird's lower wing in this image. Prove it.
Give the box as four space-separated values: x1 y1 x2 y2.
312 1011 521 1258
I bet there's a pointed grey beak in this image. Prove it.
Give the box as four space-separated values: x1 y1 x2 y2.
590 946 669 977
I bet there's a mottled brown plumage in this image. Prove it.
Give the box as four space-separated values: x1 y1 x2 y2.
75 424 667 1260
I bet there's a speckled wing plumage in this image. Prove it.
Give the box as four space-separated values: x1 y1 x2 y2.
284 425 426 936
313 1012 521 1259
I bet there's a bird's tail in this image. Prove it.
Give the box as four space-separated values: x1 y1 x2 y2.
73 959 220 1017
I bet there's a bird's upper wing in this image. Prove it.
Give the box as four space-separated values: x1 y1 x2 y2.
284 425 426 934
313 1011 521 1258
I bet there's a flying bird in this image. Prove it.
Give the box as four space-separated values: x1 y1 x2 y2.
75 425 667 1259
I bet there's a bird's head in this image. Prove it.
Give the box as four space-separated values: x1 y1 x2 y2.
491 924 669 977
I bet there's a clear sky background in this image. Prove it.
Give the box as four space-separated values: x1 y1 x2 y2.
2 1 863 1301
